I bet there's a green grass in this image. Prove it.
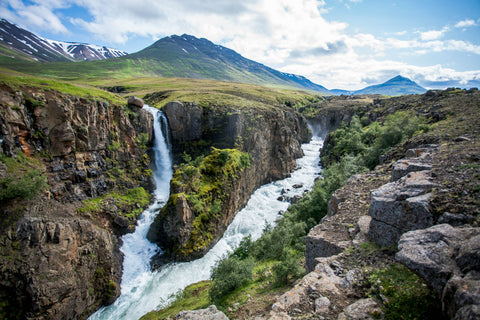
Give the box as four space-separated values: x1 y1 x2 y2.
77 187 151 219
0 152 48 201
0 69 125 104
139 281 212 320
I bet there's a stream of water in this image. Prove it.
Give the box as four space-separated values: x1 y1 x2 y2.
89 106 323 320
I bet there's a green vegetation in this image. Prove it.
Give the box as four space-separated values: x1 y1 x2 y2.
205 109 431 308
0 70 124 105
167 148 251 256
77 187 151 220
209 256 255 303
322 111 430 169
140 281 212 320
0 152 48 201
366 263 441 319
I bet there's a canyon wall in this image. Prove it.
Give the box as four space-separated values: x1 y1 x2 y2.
0 85 153 319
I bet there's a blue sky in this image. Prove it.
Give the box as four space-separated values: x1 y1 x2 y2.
1 0 479 90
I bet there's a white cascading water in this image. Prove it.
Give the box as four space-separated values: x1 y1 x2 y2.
90 106 324 320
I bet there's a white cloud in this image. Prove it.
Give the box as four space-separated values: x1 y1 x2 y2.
455 19 477 28
0 0 69 34
418 26 449 41
1 0 479 90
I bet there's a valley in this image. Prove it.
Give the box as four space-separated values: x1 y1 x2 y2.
0 17 479 320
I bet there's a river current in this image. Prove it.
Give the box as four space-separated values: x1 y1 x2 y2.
89 106 323 320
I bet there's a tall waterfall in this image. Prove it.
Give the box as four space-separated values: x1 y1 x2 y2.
89 105 173 319
90 112 323 319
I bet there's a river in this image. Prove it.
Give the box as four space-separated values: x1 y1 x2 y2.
89 106 323 320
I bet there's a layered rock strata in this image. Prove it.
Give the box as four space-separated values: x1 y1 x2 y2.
0 85 153 319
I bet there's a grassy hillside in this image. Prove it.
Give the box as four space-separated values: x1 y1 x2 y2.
0 70 320 113
0 34 330 93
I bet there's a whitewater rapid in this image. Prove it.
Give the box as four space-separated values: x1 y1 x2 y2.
89 107 323 320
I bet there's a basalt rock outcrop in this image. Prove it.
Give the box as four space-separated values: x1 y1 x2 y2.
367 145 437 247
0 84 154 319
396 224 480 319
148 100 311 261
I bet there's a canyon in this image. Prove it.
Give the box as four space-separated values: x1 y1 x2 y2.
0 82 479 320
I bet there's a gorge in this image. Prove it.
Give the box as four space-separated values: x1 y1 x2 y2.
0 78 479 320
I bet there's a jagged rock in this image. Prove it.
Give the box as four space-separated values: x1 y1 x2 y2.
396 224 480 319
175 305 229 320
163 101 203 142
127 95 144 108
438 212 475 226
404 145 438 158
0 86 154 319
368 171 436 247
337 299 383 320
269 255 365 320
391 158 432 181
314 296 331 314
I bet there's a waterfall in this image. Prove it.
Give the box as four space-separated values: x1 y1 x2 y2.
89 105 173 320
90 115 324 320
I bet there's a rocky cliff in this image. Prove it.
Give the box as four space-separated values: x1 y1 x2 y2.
0 85 153 319
147 100 311 261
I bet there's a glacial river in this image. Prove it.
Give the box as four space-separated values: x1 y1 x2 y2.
89 106 324 320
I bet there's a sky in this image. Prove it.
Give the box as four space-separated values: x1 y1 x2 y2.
1 0 480 90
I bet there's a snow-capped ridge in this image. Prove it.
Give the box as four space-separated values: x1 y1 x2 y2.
0 19 127 62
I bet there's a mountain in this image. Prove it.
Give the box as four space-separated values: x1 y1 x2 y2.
127 34 330 93
351 75 427 96
0 19 127 62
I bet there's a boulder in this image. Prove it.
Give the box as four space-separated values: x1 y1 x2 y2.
368 171 436 247
396 224 480 319
127 96 144 108
391 159 432 182
175 305 229 320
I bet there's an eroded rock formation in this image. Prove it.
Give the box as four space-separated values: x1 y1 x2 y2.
148 100 311 261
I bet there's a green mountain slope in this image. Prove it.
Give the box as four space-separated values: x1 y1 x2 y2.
0 34 329 93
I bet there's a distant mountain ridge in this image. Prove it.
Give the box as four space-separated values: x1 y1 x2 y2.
0 19 427 95
353 75 427 95
330 75 426 96
128 34 331 93
0 19 127 62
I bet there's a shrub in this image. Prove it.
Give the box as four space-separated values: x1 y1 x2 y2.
209 255 254 302
367 264 443 320
272 250 304 286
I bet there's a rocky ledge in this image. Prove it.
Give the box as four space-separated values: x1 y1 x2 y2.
268 141 479 320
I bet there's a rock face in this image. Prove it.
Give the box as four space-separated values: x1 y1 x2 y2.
148 100 311 261
268 255 376 320
1 215 122 320
0 85 154 319
396 224 480 320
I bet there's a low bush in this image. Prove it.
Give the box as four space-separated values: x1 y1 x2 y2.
209 256 255 303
